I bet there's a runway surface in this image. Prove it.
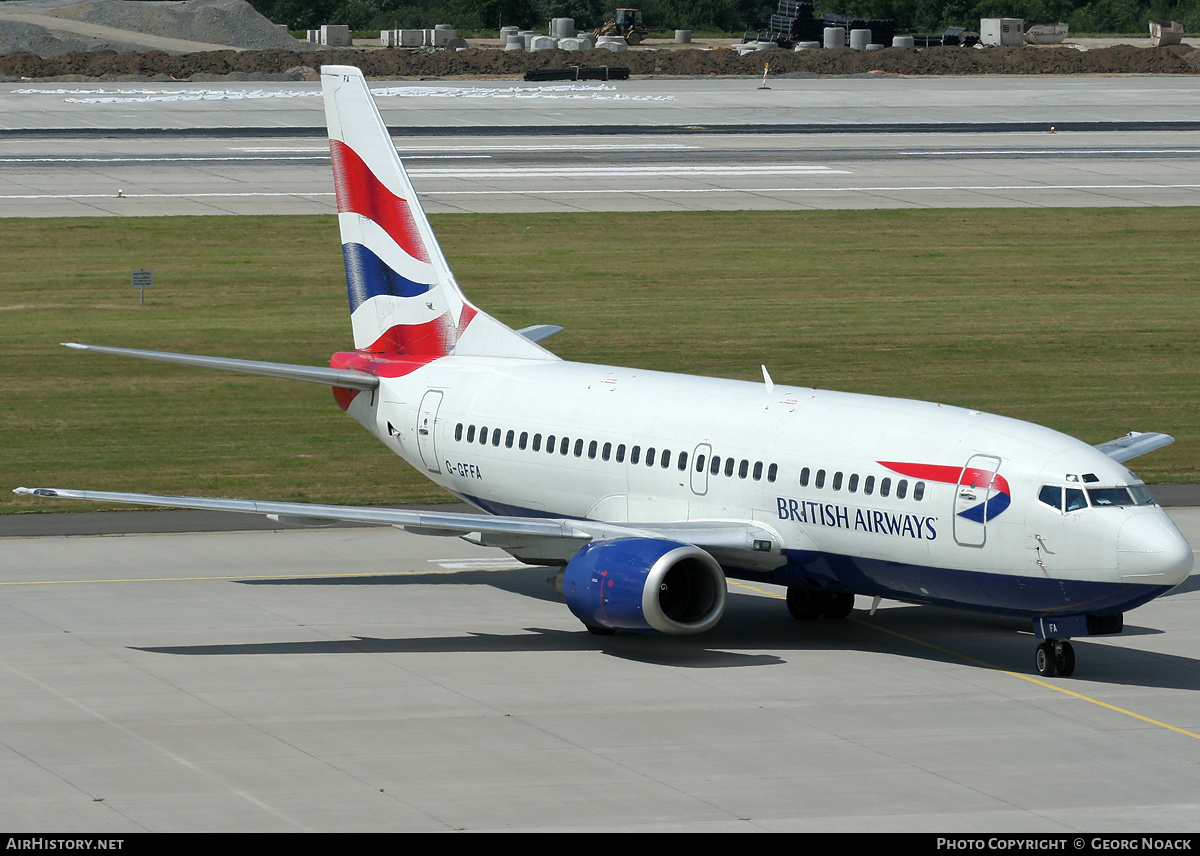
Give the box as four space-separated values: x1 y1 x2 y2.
2 72 1198 831
3 76 1200 215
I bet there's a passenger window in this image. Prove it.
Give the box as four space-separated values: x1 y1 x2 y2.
560 436 569 455
661 449 671 468
646 447 656 467
710 456 720 475
466 425 476 443
880 478 891 497
1039 485 1062 511
533 433 542 452
602 442 612 461
739 460 749 479
505 430 514 449
695 454 706 472
832 471 843 491
632 446 641 465
455 423 463 441
678 451 688 471
492 428 501 446
546 434 555 454
848 474 859 493
864 475 875 495
724 457 735 477
574 439 584 457
914 481 925 501
815 469 826 489
767 463 777 483
897 479 907 500
753 461 763 481
588 440 597 459
616 444 626 463
799 467 810 487
519 432 528 450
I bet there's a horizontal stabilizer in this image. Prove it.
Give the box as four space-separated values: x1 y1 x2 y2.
1093 432 1175 463
62 343 378 391
517 325 564 343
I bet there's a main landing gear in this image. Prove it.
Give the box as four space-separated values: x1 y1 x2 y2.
786 588 854 621
1035 639 1075 677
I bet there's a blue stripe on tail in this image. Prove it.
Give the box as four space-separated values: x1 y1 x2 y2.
342 242 434 312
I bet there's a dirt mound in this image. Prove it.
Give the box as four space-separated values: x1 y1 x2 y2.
46 0 306 50
2 43 1200 80
0 0 311 55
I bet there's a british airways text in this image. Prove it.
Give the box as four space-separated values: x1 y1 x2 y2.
777 497 938 540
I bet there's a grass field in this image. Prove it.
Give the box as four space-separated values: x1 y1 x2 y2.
3 208 1197 514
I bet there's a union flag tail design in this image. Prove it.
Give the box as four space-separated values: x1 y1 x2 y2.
320 66 554 361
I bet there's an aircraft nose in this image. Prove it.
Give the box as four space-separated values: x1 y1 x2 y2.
1117 511 1194 585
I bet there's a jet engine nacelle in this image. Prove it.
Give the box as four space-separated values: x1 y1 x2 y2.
562 538 727 634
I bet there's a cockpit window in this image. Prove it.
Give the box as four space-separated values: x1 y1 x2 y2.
1038 485 1062 511
1129 484 1157 506
1087 487 1136 508
1041 482 1156 513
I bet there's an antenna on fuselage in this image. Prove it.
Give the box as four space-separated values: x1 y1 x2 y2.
761 365 774 394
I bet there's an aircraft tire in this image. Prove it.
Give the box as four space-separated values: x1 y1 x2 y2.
823 592 855 619
1035 642 1057 677
786 587 824 621
1054 640 1076 677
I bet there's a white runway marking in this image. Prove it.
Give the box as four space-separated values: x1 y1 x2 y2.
5 183 1200 204
901 149 1200 156
234 145 701 153
411 165 850 178
425 182 1200 195
16 83 677 103
0 155 489 163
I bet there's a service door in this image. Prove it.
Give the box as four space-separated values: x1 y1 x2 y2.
953 454 1003 547
416 390 444 474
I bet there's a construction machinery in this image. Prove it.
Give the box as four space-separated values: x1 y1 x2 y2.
594 8 648 45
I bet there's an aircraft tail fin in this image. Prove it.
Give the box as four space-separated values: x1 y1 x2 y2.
320 65 555 361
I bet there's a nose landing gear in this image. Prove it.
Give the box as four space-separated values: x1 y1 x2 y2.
1035 639 1075 677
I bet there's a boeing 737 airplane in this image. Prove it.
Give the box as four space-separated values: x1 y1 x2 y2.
16 66 1194 677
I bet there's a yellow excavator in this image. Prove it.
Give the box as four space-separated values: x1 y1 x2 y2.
594 8 649 45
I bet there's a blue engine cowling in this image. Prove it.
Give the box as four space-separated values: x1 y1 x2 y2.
562 537 727 634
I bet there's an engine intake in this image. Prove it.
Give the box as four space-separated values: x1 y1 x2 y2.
562 538 727 634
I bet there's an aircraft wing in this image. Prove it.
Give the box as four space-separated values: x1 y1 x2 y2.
1093 432 1175 463
61 343 379 390
11 487 777 554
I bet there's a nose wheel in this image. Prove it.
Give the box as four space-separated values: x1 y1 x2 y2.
1035 639 1075 677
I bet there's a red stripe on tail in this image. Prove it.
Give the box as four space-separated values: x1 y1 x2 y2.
329 139 430 264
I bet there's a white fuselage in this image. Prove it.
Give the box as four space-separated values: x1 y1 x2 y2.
337 355 1192 619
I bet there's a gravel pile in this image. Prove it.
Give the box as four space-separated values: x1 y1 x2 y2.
0 0 311 54
47 0 307 50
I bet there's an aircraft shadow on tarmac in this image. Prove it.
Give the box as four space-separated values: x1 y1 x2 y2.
133 569 1200 690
